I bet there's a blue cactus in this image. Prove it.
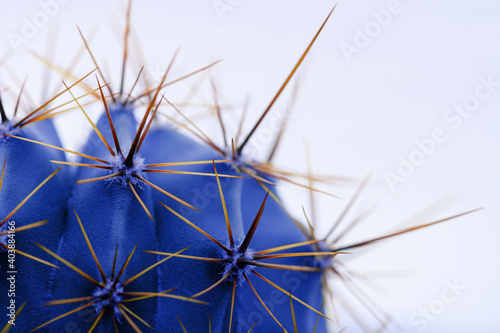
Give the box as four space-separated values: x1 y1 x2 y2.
0 3 482 333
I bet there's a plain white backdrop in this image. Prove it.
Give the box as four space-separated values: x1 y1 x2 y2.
0 1 499 332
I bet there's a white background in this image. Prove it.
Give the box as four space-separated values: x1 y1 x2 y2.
0 0 499 332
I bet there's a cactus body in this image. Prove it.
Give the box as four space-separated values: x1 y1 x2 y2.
142 126 246 331
236 177 325 332
0 119 71 332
